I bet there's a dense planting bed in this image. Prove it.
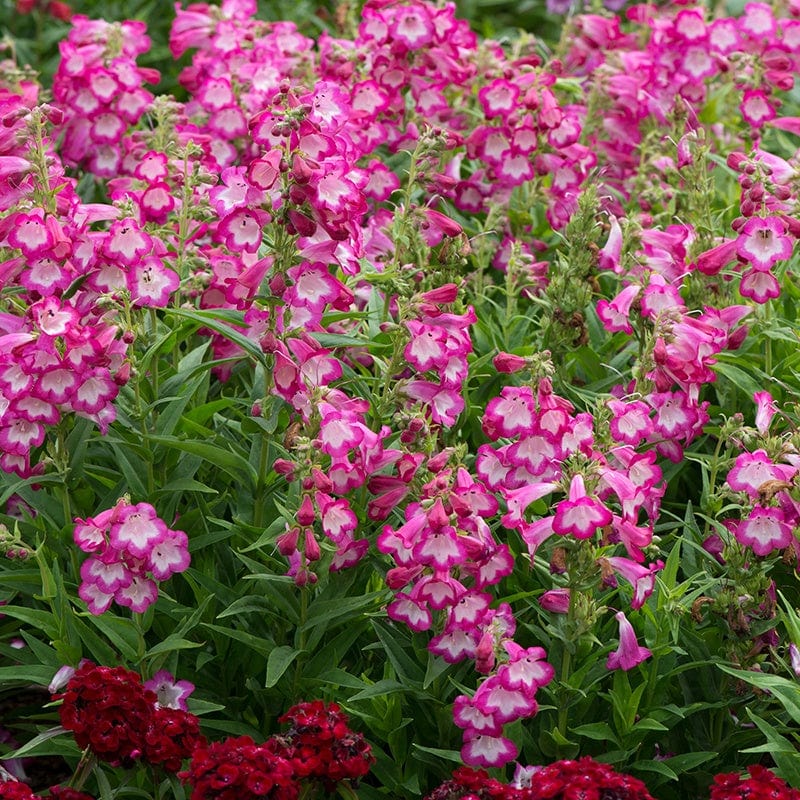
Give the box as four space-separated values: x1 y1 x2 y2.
1 0 800 797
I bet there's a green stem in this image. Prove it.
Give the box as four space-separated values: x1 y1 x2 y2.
557 589 577 744
298 782 319 800
556 646 573 744
253 436 271 529
69 748 96 791
149 307 162 396
293 585 309 699
133 612 147 662
55 424 72 528
176 151 192 284
702 431 726 539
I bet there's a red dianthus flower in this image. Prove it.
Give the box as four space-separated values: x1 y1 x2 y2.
48 788 96 800
279 700 375 786
0 782 36 800
181 735 299 800
56 662 156 766
143 706 206 772
710 764 800 800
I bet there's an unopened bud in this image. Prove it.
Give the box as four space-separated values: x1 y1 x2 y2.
297 494 315 526
277 527 300 555
303 528 321 561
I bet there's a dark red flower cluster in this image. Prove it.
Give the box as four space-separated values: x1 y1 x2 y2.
425 767 511 800
14 0 72 20
427 759 654 800
144 706 206 772
0 781 36 800
56 662 202 770
48 788 96 800
57 662 156 766
517 758 655 800
710 764 800 800
279 700 375 786
181 735 299 800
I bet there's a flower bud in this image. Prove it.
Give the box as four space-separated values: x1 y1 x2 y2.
311 468 333 493
297 494 315 526
273 458 297 476
493 352 528 373
539 589 570 614
277 527 300 555
303 528 321 561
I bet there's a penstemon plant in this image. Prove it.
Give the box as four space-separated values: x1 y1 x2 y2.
3 0 800 799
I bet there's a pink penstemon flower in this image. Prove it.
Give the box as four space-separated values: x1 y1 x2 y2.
596 284 641 335
733 506 793 556
726 449 795 497
606 611 652 671
753 390 777 434
736 216 793 271
74 499 189 615
602 556 663 610
552 474 613 540
739 89 776 128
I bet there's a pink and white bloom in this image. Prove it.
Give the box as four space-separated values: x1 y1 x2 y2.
734 506 793 555
552 474 612 539
740 90 775 128
736 216 793 271
739 268 781 304
144 670 195 710
606 611 652 671
461 730 518 768
603 556 663 610
596 285 641 335
753 391 777 434
110 503 169 558
726 450 795 497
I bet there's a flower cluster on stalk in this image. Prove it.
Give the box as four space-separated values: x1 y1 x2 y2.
73 498 190 614
5 0 800 786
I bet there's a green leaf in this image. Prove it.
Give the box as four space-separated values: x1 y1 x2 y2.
82 613 142 662
108 442 149 497
299 591 387 633
265 645 303 688
156 477 219 495
0 665 59 685
187 698 227 716
712 359 765 398
630 760 677 780
202 623 273 655
146 434 258 489
571 722 619 746
4 726 73 760
411 744 463 763
348 679 406 701
145 636 203 659
314 668 367 691
167 308 268 368
217 596 273 619
660 751 717 772
0 606 58 639
718 665 800 725
370 621 425 685
632 716 668 733
745 711 800 787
